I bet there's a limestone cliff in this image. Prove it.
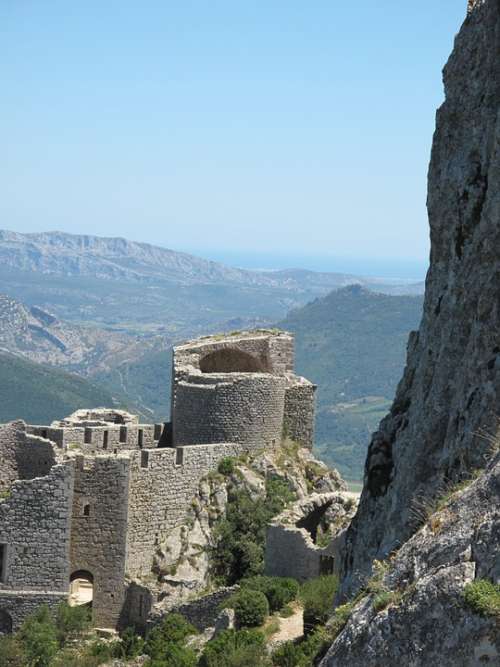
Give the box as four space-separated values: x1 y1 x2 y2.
340 0 500 598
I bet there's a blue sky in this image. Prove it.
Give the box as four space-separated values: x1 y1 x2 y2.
1 1 466 275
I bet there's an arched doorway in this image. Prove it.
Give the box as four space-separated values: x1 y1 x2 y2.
69 570 94 608
0 609 13 635
199 348 267 373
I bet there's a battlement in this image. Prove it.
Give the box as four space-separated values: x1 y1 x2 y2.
27 421 168 453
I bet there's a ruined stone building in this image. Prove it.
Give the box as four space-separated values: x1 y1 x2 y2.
0 330 316 633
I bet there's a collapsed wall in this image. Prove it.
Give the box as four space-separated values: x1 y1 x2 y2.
341 0 500 596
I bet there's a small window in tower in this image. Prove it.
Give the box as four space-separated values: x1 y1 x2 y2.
138 429 144 448
0 545 7 583
120 426 127 443
103 431 109 450
84 429 92 444
83 504 91 517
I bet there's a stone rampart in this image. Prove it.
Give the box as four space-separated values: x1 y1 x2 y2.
125 443 243 578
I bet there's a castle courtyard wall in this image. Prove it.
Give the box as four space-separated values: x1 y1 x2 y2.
125 443 243 578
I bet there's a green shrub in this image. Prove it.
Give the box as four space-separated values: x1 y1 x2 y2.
279 604 295 618
199 628 269 667
115 626 145 658
271 626 332 667
225 590 270 628
300 576 339 631
463 579 500 617
241 576 299 613
144 613 197 660
0 636 26 667
218 457 236 476
372 590 393 613
271 641 302 666
147 642 198 667
18 605 59 667
211 481 296 584
55 601 91 646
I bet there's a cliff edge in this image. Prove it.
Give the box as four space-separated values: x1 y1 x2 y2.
341 0 500 597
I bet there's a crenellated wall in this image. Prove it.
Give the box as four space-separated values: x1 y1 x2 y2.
125 443 243 578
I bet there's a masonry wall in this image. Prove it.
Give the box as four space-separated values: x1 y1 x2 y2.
0 463 73 593
0 591 67 633
265 525 335 581
125 443 243 578
70 455 130 628
0 422 26 491
173 375 286 448
283 382 316 449
28 424 158 453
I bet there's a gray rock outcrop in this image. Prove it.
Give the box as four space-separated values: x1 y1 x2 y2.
322 453 500 666
341 0 500 598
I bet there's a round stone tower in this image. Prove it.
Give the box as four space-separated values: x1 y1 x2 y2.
171 330 315 451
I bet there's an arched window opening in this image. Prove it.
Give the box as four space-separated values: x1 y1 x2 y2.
0 609 12 635
83 504 90 517
199 348 268 373
69 570 94 608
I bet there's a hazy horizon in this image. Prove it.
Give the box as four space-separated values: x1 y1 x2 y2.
1 1 465 265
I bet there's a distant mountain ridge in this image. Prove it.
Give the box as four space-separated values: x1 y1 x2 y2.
0 229 424 294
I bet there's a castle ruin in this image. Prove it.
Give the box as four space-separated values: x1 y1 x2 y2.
0 330 316 633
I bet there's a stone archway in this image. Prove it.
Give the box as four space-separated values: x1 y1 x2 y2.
0 609 13 635
199 348 268 373
69 570 94 608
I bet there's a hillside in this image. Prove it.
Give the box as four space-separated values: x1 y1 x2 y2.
0 230 423 337
0 352 121 424
279 285 423 479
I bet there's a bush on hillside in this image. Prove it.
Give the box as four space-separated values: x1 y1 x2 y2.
199 628 270 667
463 579 500 617
241 576 299 613
144 613 197 660
211 479 296 584
300 575 339 631
218 457 236 476
224 589 270 628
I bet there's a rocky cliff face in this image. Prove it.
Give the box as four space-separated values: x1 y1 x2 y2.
339 0 500 598
319 4 500 663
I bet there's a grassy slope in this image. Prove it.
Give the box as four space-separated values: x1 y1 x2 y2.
279 285 423 480
0 352 121 424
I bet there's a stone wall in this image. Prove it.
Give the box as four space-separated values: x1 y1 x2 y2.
125 443 243 578
173 375 286 449
28 423 159 453
265 525 335 581
283 380 316 449
0 422 26 491
0 463 73 593
0 591 67 633
161 586 239 632
70 455 130 628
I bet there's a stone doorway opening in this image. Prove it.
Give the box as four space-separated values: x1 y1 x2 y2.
69 570 94 608
0 609 13 635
